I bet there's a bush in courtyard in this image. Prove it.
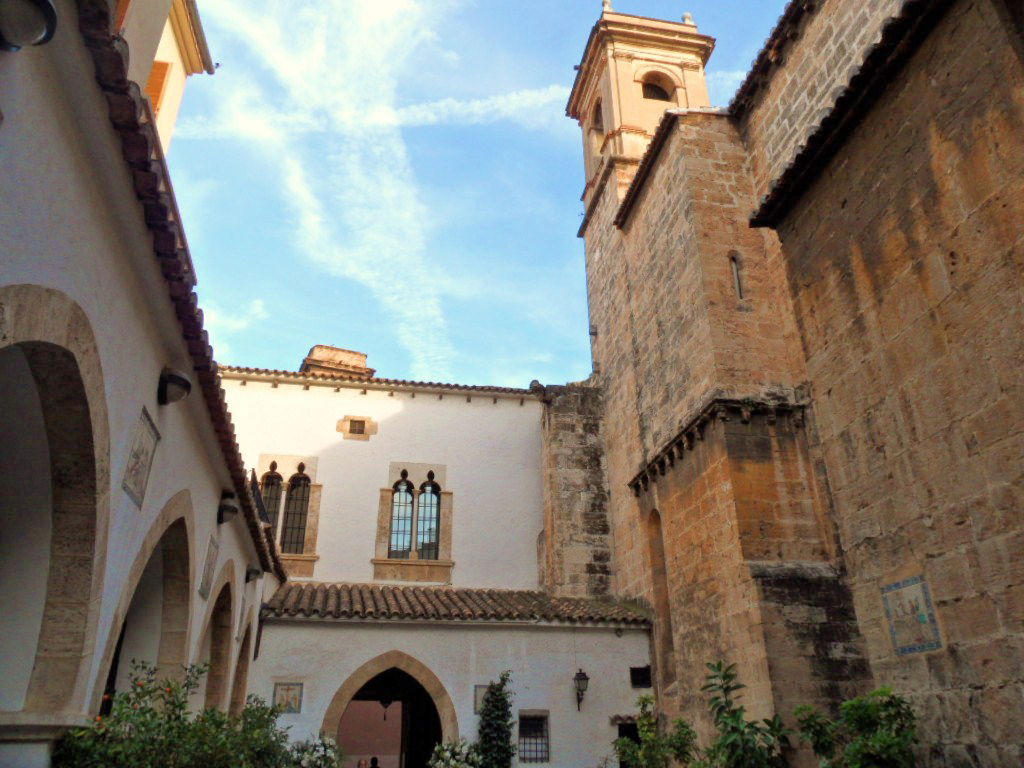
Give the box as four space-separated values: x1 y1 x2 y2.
612 694 697 768
476 670 516 768
795 687 917 768
428 738 483 768
53 662 340 768
614 662 789 768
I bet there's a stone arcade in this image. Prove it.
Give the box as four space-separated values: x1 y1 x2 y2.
1 0 1022 766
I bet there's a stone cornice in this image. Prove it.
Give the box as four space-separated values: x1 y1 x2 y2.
627 396 806 496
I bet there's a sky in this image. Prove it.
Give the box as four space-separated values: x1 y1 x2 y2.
170 0 787 387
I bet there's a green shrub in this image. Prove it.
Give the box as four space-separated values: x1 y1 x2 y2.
613 694 697 768
614 662 788 768
795 687 917 768
476 670 515 768
53 662 340 768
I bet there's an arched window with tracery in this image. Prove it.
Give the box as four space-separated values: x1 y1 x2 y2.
389 470 414 559
417 471 441 560
260 461 284 532
279 465 311 554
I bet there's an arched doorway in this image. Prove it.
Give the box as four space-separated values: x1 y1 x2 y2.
99 517 191 712
338 668 442 768
228 623 252 717
323 651 457 768
195 581 233 710
646 509 676 687
0 340 100 713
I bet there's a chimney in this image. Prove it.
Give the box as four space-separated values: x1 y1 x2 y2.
299 345 375 379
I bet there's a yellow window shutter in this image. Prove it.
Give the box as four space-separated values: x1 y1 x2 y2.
146 62 171 116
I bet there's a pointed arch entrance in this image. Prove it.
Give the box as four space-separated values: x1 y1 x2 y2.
323 651 457 768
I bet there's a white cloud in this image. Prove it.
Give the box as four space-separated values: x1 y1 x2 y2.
203 299 269 360
179 0 574 380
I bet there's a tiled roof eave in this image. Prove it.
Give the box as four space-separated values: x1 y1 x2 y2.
748 0 958 227
260 614 649 629
264 582 651 627
220 365 539 398
73 0 286 581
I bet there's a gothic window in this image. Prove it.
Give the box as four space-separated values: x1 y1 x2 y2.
729 251 745 299
416 471 441 560
279 465 311 554
389 470 414 559
260 462 284 532
518 714 550 763
642 80 672 101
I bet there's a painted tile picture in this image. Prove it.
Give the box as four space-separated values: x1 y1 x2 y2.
121 407 160 508
198 534 219 600
273 683 303 713
882 575 942 655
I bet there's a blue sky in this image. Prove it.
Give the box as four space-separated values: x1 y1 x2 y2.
171 0 786 386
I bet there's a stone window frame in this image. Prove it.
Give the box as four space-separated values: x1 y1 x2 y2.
337 415 378 441
373 465 454 583
257 455 322 578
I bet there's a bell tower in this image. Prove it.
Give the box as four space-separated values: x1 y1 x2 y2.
566 3 715 209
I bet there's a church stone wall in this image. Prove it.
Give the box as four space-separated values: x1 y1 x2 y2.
734 0 904 203
539 381 612 597
770 0 1024 762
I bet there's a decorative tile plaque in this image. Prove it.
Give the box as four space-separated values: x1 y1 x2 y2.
882 575 942 655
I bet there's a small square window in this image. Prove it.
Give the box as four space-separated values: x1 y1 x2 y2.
518 714 549 763
630 665 652 688
349 419 366 435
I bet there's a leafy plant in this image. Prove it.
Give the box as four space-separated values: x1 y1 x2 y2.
428 738 483 768
53 662 340 768
700 661 790 768
795 687 916 768
614 662 788 768
476 670 515 768
613 694 697 768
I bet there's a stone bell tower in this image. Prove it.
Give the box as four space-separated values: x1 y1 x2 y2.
566 2 714 209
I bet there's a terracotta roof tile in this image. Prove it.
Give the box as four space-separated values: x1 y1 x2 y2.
263 582 650 626
220 365 537 397
73 0 286 580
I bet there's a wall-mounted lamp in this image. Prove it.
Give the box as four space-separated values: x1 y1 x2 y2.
245 566 262 583
217 492 239 525
0 0 57 52
573 669 590 711
157 368 192 405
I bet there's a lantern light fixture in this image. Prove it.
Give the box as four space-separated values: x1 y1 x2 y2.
573 668 590 711
158 368 192 405
0 0 57 52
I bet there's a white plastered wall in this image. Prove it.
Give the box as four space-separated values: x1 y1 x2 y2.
254 621 651 767
0 0 262 720
224 379 545 588
150 18 189 151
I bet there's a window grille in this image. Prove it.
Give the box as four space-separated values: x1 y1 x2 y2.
630 666 652 688
261 465 284 532
518 715 550 763
389 472 414 559
279 470 311 554
349 419 366 435
417 473 441 560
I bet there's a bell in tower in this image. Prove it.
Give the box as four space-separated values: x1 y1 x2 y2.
566 3 715 209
